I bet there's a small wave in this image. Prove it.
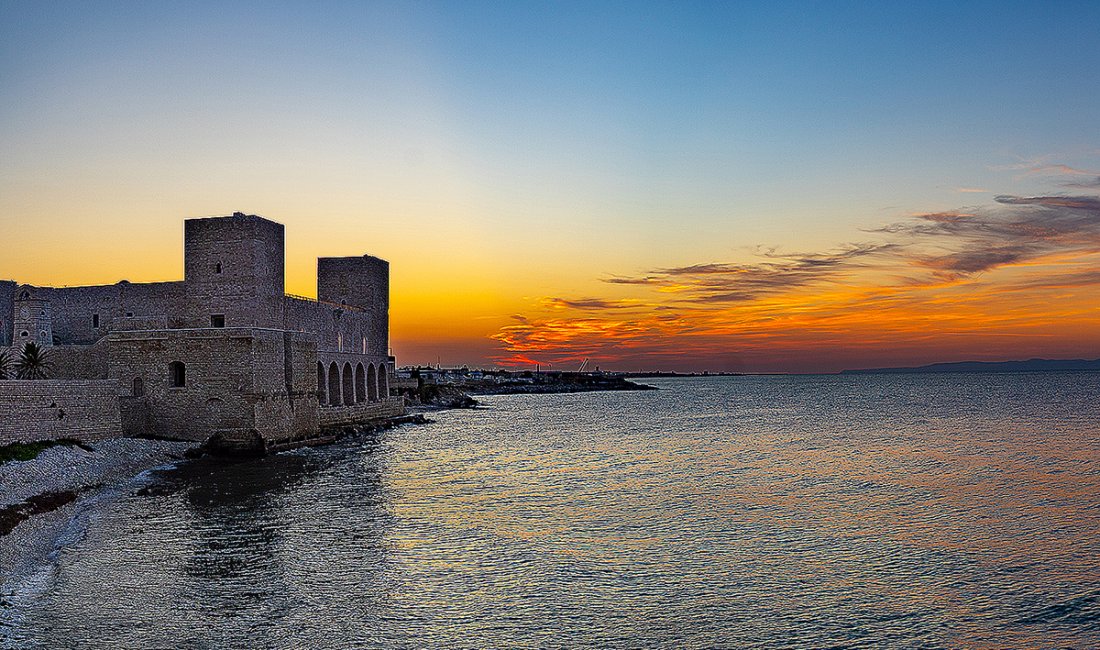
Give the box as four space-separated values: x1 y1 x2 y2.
1017 592 1100 627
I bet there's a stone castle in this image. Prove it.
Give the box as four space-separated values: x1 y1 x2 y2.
0 212 403 451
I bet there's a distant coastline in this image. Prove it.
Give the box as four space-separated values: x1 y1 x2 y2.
841 358 1100 374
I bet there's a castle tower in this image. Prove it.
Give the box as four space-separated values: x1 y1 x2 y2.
184 212 286 329
317 255 389 357
11 285 53 347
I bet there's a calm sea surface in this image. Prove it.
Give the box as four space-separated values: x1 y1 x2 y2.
4 373 1100 648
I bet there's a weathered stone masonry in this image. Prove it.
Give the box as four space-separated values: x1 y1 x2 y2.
1 212 401 451
0 380 121 445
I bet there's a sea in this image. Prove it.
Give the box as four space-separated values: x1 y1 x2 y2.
3 373 1099 648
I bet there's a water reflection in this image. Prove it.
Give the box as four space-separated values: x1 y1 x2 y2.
7 373 1100 648
177 453 319 623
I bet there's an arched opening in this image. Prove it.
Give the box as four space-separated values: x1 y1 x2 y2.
380 368 389 400
328 362 341 406
316 362 326 404
132 377 144 397
342 363 354 406
169 361 186 388
355 363 366 403
367 364 378 401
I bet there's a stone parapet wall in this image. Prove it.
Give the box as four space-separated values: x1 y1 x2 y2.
284 295 379 357
0 380 122 445
46 340 109 380
318 397 404 428
35 281 186 345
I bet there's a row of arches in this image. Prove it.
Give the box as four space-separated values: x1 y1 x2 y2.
317 361 388 407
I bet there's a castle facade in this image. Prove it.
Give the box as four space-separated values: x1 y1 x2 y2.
0 212 402 451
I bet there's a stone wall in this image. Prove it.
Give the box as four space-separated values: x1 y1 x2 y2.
318 397 405 428
47 341 109 380
107 327 318 444
0 380 122 445
283 295 389 361
282 331 321 440
36 281 186 345
283 296 367 354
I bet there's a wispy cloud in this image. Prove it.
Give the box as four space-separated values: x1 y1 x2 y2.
878 194 1100 278
1063 177 1100 189
603 275 659 285
543 297 638 310
491 190 1100 370
1014 162 1100 189
598 243 899 305
1023 164 1099 177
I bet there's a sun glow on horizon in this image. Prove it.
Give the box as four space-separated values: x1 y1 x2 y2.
2 2 1098 372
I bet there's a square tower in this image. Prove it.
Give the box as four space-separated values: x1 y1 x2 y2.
184 213 286 329
317 255 389 356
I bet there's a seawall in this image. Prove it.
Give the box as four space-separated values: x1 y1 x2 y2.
0 380 122 445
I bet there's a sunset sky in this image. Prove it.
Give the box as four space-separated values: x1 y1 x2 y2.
2 1 1098 372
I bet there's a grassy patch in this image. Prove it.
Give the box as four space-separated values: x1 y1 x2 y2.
0 438 93 465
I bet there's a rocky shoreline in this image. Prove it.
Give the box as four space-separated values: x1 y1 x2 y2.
0 438 196 591
0 380 645 593
398 374 655 406
0 411 441 595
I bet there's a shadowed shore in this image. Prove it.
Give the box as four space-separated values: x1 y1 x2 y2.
399 373 654 409
0 438 195 590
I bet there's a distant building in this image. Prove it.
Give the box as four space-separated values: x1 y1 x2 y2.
0 212 401 451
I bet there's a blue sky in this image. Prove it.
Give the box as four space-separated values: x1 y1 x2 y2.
3 1 1099 369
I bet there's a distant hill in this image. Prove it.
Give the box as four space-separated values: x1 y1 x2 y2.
841 358 1100 374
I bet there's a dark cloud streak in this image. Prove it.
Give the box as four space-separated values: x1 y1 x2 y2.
598 193 1100 299
544 297 636 310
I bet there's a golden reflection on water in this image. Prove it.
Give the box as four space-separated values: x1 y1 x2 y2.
6 374 1100 648
378 374 1100 646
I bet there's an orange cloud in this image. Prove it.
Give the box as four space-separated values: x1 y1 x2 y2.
491 193 1100 372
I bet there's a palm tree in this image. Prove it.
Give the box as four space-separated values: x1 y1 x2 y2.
16 342 52 379
0 348 10 380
